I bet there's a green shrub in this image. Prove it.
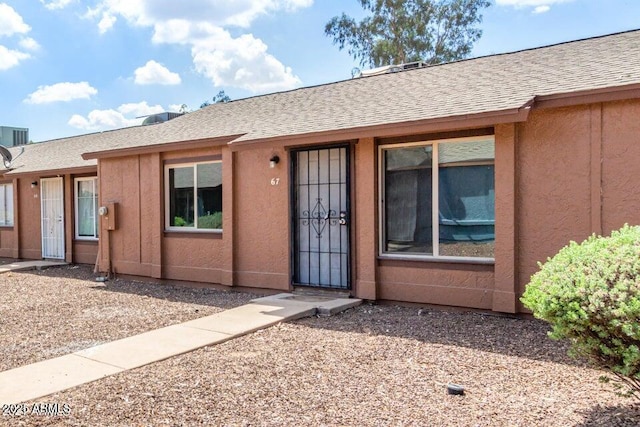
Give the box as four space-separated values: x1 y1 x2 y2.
521 224 640 400
198 212 222 229
173 216 187 227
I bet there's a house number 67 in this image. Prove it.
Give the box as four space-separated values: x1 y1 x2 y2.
271 178 280 186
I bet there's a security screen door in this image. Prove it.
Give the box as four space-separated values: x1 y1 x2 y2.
293 146 350 290
41 177 65 259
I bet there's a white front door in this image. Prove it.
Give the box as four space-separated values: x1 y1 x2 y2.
41 177 65 259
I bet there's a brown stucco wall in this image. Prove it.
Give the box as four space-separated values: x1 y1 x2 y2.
493 123 518 312
353 138 378 300
601 100 640 232
516 106 593 303
162 147 233 285
100 156 140 275
72 241 98 265
0 228 16 258
93 132 504 310
101 156 144 274
84 98 640 313
18 177 43 260
98 146 233 285
515 100 640 310
378 260 495 308
234 147 290 290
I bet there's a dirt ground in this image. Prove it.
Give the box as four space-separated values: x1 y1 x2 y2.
1 264 638 426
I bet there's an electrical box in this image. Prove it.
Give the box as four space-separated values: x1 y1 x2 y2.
104 202 118 231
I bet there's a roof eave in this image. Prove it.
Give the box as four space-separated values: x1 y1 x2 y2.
533 83 640 110
4 165 98 178
82 134 245 160
228 105 532 151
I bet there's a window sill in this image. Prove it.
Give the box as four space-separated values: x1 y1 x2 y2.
74 239 99 244
0 225 14 229
378 253 495 265
164 230 223 239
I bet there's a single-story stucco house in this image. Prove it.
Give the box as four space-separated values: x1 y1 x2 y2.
1 30 640 313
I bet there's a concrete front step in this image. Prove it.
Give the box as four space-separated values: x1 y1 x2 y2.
254 293 362 316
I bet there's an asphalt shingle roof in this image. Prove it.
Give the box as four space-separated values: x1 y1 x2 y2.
6 29 640 176
3 126 145 175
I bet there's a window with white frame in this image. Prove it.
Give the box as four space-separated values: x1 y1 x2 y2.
0 183 14 227
379 136 495 260
165 161 222 231
75 177 99 239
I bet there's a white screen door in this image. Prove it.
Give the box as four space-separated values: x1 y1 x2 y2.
41 177 65 259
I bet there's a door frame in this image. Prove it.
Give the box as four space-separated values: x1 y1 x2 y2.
40 177 65 260
290 144 352 290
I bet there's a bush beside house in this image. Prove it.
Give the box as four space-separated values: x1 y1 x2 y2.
521 225 640 400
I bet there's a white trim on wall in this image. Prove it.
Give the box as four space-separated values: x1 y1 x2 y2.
74 176 99 240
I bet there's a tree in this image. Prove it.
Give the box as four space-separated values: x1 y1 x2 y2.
325 0 490 68
200 90 231 108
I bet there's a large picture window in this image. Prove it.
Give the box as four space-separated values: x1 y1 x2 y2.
380 137 495 260
0 183 13 227
75 177 99 239
165 161 222 231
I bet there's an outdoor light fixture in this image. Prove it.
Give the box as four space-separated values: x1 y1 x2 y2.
31 181 38 188
269 155 280 168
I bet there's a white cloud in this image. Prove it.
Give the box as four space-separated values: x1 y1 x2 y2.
98 13 117 34
191 31 301 92
90 0 313 29
40 0 74 10
19 37 40 51
25 82 98 104
68 110 138 130
0 4 37 71
151 20 302 92
68 101 166 130
88 0 310 93
117 101 164 116
0 3 31 37
0 45 30 70
496 0 575 9
134 60 181 85
169 104 186 112
533 5 551 13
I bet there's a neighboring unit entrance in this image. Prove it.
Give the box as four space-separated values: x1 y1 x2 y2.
41 177 65 259
293 146 350 290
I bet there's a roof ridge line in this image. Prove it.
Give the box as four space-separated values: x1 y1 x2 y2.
196 28 640 107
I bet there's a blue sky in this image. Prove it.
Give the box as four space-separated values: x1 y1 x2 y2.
1 0 639 142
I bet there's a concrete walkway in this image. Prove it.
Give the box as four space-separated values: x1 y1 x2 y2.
0 260 67 273
0 293 361 404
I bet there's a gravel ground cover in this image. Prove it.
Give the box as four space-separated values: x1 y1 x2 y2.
0 264 256 372
1 265 639 426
